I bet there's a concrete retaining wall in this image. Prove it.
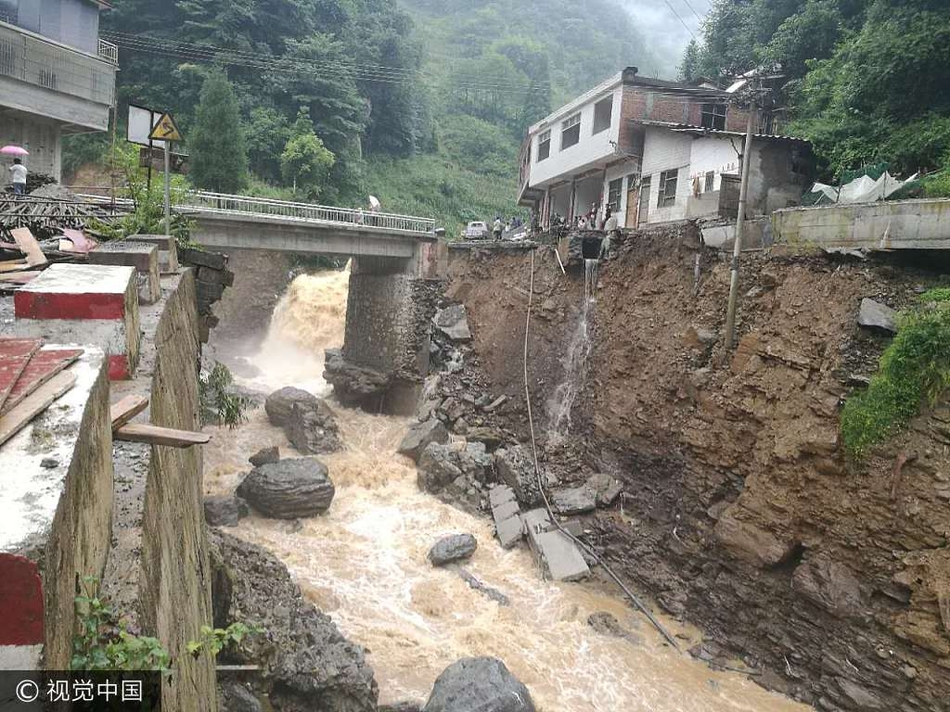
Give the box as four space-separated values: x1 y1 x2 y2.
137 271 217 712
773 198 950 249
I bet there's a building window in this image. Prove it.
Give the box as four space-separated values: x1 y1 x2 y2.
658 169 678 207
537 129 551 162
701 104 727 131
561 113 581 150
607 178 622 212
704 171 715 193
593 96 613 135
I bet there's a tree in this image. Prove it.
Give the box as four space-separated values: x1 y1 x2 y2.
679 40 701 82
189 71 249 193
281 109 336 198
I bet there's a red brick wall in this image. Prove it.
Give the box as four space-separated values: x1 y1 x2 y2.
619 86 755 138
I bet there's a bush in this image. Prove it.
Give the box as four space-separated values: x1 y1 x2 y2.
841 293 950 457
199 362 249 428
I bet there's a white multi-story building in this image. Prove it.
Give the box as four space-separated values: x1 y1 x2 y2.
518 67 812 230
0 0 118 181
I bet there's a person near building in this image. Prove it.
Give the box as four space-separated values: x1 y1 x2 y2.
601 207 619 259
9 158 27 196
492 216 503 240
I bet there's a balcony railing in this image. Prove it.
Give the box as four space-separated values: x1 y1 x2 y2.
97 38 118 65
0 22 116 106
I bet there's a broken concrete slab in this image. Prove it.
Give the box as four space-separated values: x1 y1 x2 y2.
586 473 623 507
551 486 596 515
494 515 525 549
490 487 525 549
488 484 517 508
522 508 590 581
858 298 897 333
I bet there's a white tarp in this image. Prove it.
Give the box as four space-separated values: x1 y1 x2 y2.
809 172 918 205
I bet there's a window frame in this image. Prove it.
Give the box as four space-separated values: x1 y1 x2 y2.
606 178 623 213
592 96 613 135
657 169 679 208
536 129 551 162
701 103 727 131
704 171 715 193
561 113 581 150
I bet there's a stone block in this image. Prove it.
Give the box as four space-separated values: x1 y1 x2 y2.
179 246 227 270
197 266 235 287
88 241 161 305
128 234 179 273
13 264 140 380
495 514 525 549
535 530 590 582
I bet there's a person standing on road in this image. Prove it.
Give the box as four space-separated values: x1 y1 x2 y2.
601 207 619 259
492 216 503 240
9 158 27 196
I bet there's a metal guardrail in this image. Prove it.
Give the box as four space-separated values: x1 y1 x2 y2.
97 38 118 65
74 189 435 235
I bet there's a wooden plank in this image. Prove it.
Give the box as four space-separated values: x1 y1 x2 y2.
115 423 211 448
10 228 48 268
110 394 149 430
0 260 28 272
1 348 83 416
0 370 76 446
0 338 41 412
0 271 39 283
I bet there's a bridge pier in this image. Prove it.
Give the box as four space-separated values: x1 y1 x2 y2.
325 242 446 415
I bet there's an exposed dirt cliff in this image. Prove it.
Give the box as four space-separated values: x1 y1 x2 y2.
446 229 950 711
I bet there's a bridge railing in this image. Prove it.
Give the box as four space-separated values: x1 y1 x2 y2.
185 191 434 234
69 188 435 234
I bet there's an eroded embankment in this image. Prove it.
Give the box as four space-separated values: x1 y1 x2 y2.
447 230 950 711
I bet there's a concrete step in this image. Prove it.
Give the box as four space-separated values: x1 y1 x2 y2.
523 507 590 582
489 485 524 549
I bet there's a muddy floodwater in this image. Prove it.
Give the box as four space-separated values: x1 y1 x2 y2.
204 269 811 711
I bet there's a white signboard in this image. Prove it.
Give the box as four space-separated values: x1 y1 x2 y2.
127 104 167 147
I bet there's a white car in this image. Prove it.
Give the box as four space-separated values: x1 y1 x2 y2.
464 221 490 240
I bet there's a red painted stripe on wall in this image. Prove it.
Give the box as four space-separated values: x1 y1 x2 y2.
108 354 130 381
0 554 44 646
14 291 126 321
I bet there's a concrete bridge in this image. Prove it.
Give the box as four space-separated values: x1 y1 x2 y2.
77 189 445 414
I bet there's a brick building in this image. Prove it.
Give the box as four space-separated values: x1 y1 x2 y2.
518 67 813 230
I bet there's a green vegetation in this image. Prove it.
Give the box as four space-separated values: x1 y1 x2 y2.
186 623 262 659
841 289 950 457
72 576 170 671
190 71 249 194
63 0 662 230
199 362 250 429
686 0 950 186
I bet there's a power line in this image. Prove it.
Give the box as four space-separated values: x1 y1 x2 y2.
680 0 706 23
103 32 552 96
660 0 698 40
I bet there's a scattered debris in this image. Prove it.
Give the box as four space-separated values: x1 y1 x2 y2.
428 533 478 566
858 298 898 333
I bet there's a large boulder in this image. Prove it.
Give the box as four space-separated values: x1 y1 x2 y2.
496 445 545 506
428 534 478 566
398 419 449 462
287 400 343 455
418 442 464 493
237 458 335 519
432 304 472 342
265 387 343 455
858 298 897 334
550 486 596 515
249 446 280 467
422 657 535 712
265 387 317 427
204 495 248 527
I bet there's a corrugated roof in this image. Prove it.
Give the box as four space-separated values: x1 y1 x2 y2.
635 119 810 144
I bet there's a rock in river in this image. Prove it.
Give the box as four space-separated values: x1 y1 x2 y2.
432 304 472 342
237 458 335 519
422 657 536 712
249 446 280 467
398 419 449 462
428 534 478 566
204 495 248 527
265 387 342 455
496 445 545 506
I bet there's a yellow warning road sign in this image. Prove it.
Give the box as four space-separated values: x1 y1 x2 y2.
149 112 182 142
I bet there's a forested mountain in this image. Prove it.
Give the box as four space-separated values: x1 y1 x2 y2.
65 0 664 233
682 0 950 183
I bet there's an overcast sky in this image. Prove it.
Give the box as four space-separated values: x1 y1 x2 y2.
623 0 712 77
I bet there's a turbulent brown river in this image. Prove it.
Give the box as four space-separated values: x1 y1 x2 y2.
204 269 809 711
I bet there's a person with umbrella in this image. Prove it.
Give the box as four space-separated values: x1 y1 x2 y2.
2 146 29 196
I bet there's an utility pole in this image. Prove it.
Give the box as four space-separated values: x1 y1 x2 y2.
724 79 758 350
163 139 171 237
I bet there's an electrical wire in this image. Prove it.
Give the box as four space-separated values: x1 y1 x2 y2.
660 0 698 40
521 248 681 652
